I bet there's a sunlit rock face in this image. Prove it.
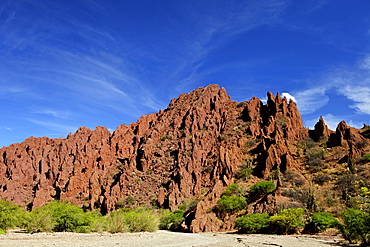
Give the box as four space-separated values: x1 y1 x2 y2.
0 84 367 232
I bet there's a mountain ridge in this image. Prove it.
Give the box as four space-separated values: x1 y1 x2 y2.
0 84 369 232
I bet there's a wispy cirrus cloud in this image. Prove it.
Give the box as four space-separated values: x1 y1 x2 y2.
0 2 161 120
289 54 370 130
170 0 289 92
294 87 329 114
0 126 12 131
306 113 364 131
0 84 28 97
32 108 71 119
292 54 370 116
26 118 78 136
338 85 370 115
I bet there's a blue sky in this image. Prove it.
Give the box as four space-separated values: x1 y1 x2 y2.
1 0 370 147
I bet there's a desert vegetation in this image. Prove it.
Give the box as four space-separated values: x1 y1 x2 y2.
1 196 369 245
0 151 370 244
0 87 370 245
0 199 193 234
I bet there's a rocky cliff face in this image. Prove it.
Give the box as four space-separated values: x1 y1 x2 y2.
0 84 368 232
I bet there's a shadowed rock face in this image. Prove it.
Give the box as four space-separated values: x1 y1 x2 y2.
0 84 367 232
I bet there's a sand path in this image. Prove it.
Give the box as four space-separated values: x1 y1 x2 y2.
0 230 346 247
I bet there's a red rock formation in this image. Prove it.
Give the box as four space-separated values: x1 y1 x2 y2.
309 116 332 142
328 120 368 161
1 84 366 232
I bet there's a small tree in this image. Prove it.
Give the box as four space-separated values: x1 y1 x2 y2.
27 201 94 233
217 196 247 214
309 212 339 232
269 208 305 234
340 208 370 245
222 183 243 196
159 209 184 231
235 213 270 233
363 154 370 162
248 181 275 202
106 207 158 233
0 200 27 231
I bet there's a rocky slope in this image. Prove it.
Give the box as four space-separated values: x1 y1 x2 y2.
0 84 369 232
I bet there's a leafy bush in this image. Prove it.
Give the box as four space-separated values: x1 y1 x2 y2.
309 212 339 232
87 211 106 233
120 208 159 232
248 181 275 201
269 208 305 234
235 168 253 181
306 147 326 171
0 200 27 230
340 208 370 245
159 209 184 230
298 138 317 150
26 201 95 233
363 154 370 162
182 198 201 211
222 184 243 196
335 174 364 204
217 196 247 214
235 213 270 233
26 206 54 233
106 211 129 233
106 208 158 233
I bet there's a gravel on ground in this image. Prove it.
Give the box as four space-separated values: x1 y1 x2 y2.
0 230 347 247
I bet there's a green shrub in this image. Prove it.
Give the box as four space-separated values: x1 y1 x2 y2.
106 208 158 233
340 208 370 245
310 212 339 232
26 207 54 233
248 181 275 201
27 201 94 233
159 209 184 230
222 184 243 196
106 209 129 233
87 211 106 233
269 208 305 234
0 199 27 230
235 213 270 233
217 196 247 214
298 138 317 150
235 168 253 181
363 154 370 162
306 148 326 171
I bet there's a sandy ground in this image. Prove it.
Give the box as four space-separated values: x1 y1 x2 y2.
0 230 347 247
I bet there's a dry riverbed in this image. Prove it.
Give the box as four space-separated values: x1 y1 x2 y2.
0 230 348 247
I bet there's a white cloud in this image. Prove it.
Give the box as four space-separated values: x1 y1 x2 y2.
305 113 364 131
170 0 288 92
317 114 342 130
338 86 370 115
0 85 28 96
294 54 370 117
32 108 70 119
281 92 296 103
360 54 370 70
27 119 78 134
294 87 329 114
0 126 12 131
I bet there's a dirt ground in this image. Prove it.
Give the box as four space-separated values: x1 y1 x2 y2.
0 230 348 247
